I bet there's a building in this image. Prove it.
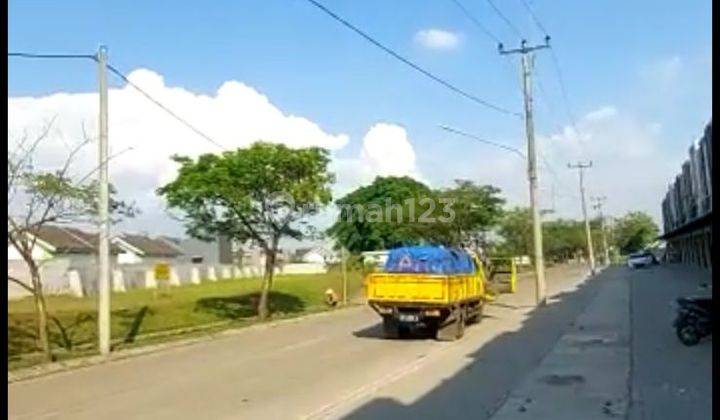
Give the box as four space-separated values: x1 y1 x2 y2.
7 225 121 297
294 247 338 264
660 122 712 269
112 234 185 265
361 250 390 270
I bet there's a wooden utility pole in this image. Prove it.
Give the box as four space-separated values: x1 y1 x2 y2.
500 37 550 306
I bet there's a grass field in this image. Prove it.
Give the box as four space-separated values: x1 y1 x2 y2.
8 269 364 370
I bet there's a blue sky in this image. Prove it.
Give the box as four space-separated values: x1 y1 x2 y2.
8 0 712 236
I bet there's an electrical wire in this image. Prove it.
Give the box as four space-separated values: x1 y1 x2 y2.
549 49 579 132
447 0 523 98
8 52 97 60
518 0 549 36
105 63 226 151
10 51 227 151
449 0 501 44
485 0 523 39
303 0 521 117
439 125 525 158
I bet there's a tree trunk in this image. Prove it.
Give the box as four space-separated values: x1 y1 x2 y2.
30 265 52 362
257 244 277 320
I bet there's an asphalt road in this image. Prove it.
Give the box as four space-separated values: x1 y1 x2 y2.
8 263 596 420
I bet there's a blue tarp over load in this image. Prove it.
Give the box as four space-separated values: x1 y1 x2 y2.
384 246 476 274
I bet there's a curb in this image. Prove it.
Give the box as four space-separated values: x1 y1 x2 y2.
8 303 365 384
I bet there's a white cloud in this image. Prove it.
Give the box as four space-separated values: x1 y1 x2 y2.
536 106 678 225
8 69 420 236
332 123 422 197
414 29 461 50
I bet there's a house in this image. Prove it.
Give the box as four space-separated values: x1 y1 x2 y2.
112 233 184 266
7 225 121 298
361 250 390 270
294 247 334 264
168 235 242 265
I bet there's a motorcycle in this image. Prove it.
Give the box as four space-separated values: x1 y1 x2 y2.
673 296 713 346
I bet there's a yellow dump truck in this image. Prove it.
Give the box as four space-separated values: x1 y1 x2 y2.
365 247 491 341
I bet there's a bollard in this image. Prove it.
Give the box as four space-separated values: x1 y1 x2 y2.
190 267 201 285
169 268 181 286
145 269 157 289
67 270 84 298
112 269 126 292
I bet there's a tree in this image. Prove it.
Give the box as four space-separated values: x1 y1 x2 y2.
542 219 591 263
157 142 334 320
494 207 533 258
611 211 659 255
438 180 505 250
496 206 618 264
327 176 438 253
8 122 136 361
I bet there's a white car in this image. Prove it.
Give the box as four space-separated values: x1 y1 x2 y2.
627 251 657 269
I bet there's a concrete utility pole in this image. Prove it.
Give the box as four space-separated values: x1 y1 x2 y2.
592 195 610 266
500 37 550 306
568 161 596 275
97 45 111 355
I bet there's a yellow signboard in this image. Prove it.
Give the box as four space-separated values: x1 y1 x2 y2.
154 263 170 281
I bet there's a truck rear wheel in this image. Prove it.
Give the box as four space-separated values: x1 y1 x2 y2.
436 308 465 341
466 303 483 325
382 316 401 339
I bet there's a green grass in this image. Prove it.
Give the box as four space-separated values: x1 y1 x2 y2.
8 269 364 370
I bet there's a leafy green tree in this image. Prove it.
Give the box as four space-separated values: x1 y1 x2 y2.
611 211 659 255
495 207 533 258
542 219 586 263
327 176 437 253
158 142 334 319
438 180 505 249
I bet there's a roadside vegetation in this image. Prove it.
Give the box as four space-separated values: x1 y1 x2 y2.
8 270 363 370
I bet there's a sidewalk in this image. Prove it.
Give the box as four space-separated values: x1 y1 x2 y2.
490 267 630 419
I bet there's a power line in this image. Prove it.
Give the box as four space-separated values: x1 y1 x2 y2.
504 2 582 141
9 52 97 60
105 63 226 151
449 0 501 44
519 0 549 36
485 0 523 39
539 151 578 199
303 0 520 117
447 0 523 98
438 125 525 158
10 51 227 152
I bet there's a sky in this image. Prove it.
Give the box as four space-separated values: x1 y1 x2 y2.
8 0 712 246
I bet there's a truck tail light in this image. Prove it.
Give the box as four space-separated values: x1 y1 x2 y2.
424 309 441 317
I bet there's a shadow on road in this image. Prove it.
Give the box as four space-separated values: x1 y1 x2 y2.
340 268 612 420
352 323 435 340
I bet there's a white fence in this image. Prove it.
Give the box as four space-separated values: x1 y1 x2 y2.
8 260 328 300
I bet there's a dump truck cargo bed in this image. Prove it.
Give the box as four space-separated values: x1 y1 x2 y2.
365 272 485 305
